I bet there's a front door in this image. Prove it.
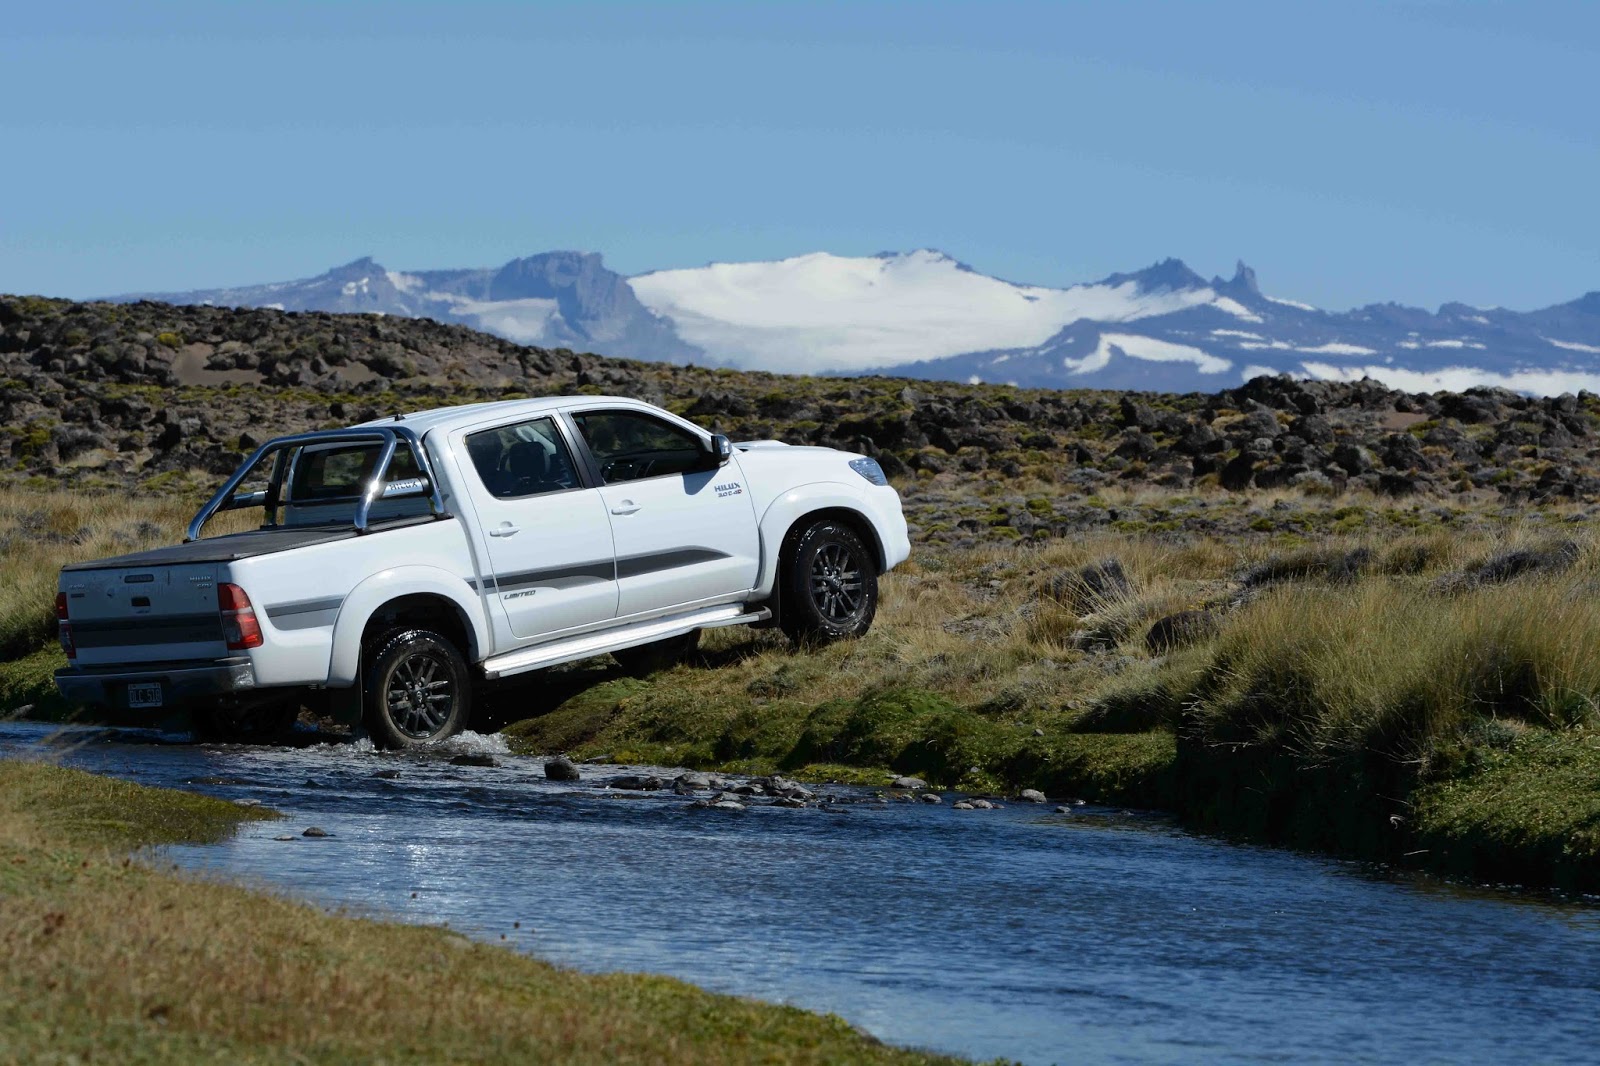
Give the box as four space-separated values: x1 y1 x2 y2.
454 415 618 642
568 408 760 619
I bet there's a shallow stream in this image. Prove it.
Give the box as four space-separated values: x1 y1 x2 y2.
6 719 1598 1065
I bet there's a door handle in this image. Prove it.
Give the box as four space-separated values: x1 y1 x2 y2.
610 501 640 516
489 524 520 537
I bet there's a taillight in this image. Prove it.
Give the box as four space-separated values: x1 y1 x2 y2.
218 583 263 650
56 592 75 660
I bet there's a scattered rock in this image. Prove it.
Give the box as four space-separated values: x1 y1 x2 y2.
449 753 499 768
890 776 929 790
1016 789 1047 803
543 756 581 782
301 827 329 838
606 774 666 791
674 771 712 790
1435 541 1581 593
1144 609 1220 653
371 769 402 780
273 835 296 841
969 799 995 810
951 801 976 810
232 798 261 808
1032 727 1046 737
773 796 807 808
1053 806 1073 814
919 792 943 804
1044 558 1133 611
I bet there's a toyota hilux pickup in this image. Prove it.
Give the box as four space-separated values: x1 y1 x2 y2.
54 396 909 747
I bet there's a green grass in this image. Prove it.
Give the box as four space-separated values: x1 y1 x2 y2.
0 760 969 1064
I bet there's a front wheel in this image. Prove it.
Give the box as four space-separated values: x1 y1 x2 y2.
779 520 879 644
363 629 472 749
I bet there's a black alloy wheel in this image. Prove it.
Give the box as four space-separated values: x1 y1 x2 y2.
780 520 878 643
364 628 471 748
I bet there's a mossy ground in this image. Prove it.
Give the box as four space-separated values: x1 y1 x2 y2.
0 761 969 1064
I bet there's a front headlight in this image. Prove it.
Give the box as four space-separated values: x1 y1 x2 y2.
849 457 888 486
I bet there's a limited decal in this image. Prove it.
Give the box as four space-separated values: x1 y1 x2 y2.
503 589 537 600
714 481 743 498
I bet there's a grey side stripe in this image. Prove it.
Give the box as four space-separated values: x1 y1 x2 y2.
617 547 730 578
467 547 731 594
264 596 345 632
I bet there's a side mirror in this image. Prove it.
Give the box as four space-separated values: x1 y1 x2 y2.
706 433 734 468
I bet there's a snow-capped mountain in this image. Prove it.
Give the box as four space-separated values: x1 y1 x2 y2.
872 259 1600 395
117 253 701 365
113 250 1600 396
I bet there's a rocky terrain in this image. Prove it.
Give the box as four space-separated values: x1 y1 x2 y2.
5 294 1600 538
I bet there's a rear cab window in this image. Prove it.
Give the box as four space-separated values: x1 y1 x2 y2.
464 417 581 499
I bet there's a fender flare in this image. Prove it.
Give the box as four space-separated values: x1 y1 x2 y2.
753 482 881 597
326 565 489 686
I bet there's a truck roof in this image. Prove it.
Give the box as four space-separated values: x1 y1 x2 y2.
352 395 654 437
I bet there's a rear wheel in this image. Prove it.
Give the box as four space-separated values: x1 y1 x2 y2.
779 520 878 644
363 628 472 748
611 630 700 677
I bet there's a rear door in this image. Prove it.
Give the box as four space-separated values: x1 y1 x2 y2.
567 406 760 619
451 414 619 643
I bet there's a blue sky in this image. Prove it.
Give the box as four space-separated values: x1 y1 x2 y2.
2 0 1595 310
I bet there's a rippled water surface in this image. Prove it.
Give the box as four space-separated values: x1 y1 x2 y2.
7 719 1599 1065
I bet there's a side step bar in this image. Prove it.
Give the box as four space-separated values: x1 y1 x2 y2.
480 604 772 681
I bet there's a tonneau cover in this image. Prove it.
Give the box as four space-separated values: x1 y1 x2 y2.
60 514 448 572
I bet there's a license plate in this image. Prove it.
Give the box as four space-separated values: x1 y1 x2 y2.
127 682 164 709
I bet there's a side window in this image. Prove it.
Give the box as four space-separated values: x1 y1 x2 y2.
465 417 580 499
573 411 704 484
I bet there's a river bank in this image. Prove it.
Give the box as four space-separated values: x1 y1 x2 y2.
0 758 965 1064
5 487 1599 892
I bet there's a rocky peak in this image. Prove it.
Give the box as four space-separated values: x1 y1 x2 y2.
1214 260 1262 301
1099 258 1209 294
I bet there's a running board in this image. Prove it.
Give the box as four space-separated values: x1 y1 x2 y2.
480 604 771 680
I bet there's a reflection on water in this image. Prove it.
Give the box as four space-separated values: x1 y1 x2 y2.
6 720 1599 1066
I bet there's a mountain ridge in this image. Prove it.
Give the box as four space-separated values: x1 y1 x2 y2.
110 250 1600 396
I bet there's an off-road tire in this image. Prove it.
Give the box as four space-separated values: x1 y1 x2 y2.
191 696 301 744
778 520 878 644
363 628 472 749
611 630 701 677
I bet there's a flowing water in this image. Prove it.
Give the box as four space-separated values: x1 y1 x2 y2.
6 719 1598 1065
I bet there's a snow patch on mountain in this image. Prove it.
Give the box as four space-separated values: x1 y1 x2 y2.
1065 333 1231 376
1211 296 1264 323
1302 362 1600 396
1546 337 1600 354
629 250 1215 372
1296 342 1378 356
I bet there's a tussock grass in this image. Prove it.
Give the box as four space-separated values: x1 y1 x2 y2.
0 489 195 660
0 760 964 1064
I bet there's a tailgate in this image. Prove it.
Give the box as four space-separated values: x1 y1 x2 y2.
62 564 228 666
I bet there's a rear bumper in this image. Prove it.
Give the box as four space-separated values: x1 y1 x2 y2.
54 657 258 711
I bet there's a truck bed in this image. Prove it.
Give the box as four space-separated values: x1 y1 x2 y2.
61 515 447 572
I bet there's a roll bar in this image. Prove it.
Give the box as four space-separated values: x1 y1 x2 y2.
186 425 450 542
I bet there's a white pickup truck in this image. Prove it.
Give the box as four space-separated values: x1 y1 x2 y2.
54 396 909 747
